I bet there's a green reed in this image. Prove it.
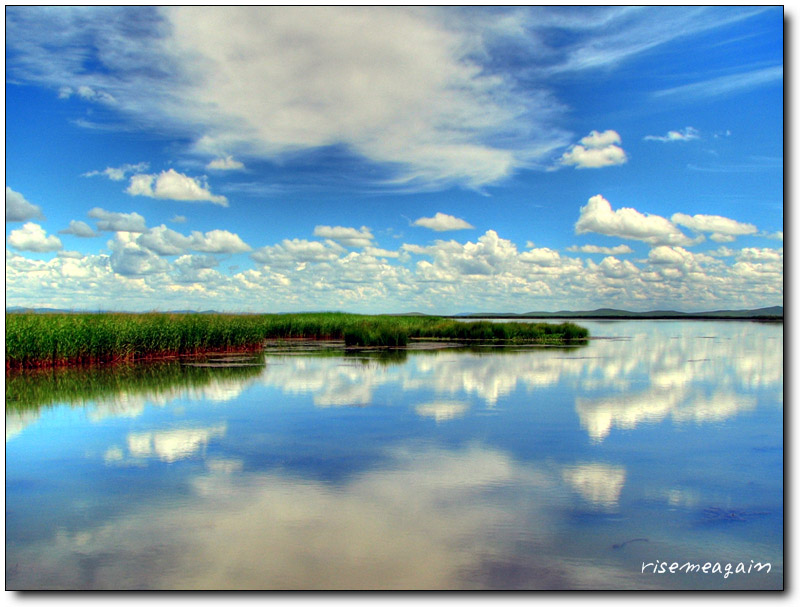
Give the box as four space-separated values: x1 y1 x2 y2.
5 312 588 369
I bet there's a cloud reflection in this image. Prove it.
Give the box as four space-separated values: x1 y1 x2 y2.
104 424 227 464
415 401 469 422
561 462 626 508
6 442 658 590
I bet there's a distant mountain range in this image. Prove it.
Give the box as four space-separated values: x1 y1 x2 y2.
451 306 783 320
6 305 783 319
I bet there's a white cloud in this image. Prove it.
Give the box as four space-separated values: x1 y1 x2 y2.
127 169 228 206
6 225 783 314
575 195 698 246
109 232 170 276
6 187 45 222
736 247 783 263
518 247 562 266
206 156 245 171
251 238 345 267
60 84 116 104
133 225 251 256
596 256 639 279
412 212 474 232
560 130 627 169
671 212 757 242
8 222 63 252
363 246 401 259
83 162 149 181
88 207 148 233
136 225 193 256
189 230 252 254
57 250 85 259
644 127 700 142
313 226 374 248
566 244 633 255
647 246 695 266
59 220 97 238
171 215 187 224
6 7 580 190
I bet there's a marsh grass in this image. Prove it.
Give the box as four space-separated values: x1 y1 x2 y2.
5 312 588 369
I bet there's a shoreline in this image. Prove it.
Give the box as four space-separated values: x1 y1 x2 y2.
5 312 588 371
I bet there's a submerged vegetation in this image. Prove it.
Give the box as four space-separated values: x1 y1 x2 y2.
5 312 589 369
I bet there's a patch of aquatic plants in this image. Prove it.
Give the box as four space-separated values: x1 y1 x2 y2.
5 312 588 369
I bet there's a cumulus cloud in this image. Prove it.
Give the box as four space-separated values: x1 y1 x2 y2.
136 225 192 256
519 247 562 266
172 254 221 283
560 130 627 169
59 220 97 238
251 238 346 267
206 156 245 171
412 212 474 232
643 127 700 142
8 222 63 252
131 225 251 256
127 169 228 206
108 232 170 276
363 246 401 259
6 224 783 314
575 195 698 246
671 212 757 242
313 226 374 248
57 250 85 259
189 230 252 254
83 162 149 181
6 187 45 222
566 244 633 255
170 215 187 224
88 208 148 233
647 246 695 266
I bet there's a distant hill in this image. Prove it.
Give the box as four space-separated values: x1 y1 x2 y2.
453 306 783 320
6 306 783 320
5 307 223 315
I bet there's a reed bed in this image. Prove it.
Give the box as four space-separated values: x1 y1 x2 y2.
5 312 588 369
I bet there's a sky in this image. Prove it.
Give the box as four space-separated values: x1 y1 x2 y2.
4 5 784 314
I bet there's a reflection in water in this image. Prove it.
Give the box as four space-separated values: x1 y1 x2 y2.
562 463 627 509
119 424 227 463
7 323 781 443
7 443 655 590
415 401 470 422
5 357 264 440
6 321 783 589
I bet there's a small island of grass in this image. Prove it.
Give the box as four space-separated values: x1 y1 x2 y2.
5 311 589 370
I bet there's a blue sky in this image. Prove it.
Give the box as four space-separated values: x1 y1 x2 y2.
5 6 783 313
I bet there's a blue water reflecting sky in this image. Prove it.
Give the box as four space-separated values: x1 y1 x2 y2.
6 321 783 589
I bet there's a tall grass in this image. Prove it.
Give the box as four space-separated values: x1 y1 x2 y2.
5 312 588 369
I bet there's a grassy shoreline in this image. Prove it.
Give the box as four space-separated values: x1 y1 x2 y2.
5 312 589 370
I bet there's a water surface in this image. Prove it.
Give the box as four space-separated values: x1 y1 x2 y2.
6 320 783 589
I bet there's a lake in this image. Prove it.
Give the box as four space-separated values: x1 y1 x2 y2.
5 320 783 590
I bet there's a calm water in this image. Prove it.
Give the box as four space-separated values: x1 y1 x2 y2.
5 320 783 590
